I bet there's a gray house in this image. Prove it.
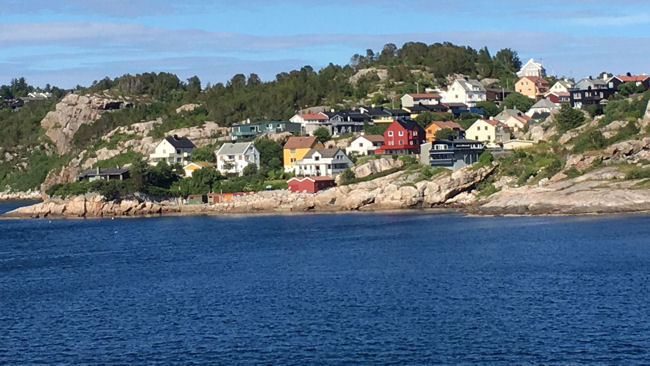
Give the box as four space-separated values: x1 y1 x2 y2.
420 139 485 170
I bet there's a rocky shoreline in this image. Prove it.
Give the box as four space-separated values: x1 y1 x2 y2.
0 190 42 201
4 164 650 219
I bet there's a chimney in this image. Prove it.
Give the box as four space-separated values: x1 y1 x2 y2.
173 134 179 140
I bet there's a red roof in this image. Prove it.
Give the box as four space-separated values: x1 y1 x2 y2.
615 75 649 82
482 119 501 126
520 76 549 85
408 93 441 99
284 136 319 149
298 113 328 120
548 91 570 97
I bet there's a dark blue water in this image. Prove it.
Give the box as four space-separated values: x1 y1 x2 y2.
1 203 650 364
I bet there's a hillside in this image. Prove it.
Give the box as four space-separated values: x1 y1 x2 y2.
0 41 523 195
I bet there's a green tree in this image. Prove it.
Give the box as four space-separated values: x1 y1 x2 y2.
555 104 586 132
434 128 457 140
476 101 500 117
502 92 535 112
313 127 331 143
254 138 283 170
618 82 637 97
191 145 216 162
242 163 258 176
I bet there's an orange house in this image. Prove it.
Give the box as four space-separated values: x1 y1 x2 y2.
515 76 550 99
425 121 464 142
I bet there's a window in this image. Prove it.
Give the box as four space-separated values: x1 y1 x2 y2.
413 131 418 136
487 135 491 140
290 149 296 154
399 140 403 145
475 136 478 140
484 126 488 131
291 158 296 163
359 143 363 147
388 131 393 136
176 149 180 154
388 140 394 145
398 131 404 136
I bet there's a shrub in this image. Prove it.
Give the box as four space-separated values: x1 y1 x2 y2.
555 104 586 132
626 167 650 180
572 129 606 153
477 150 494 166
398 155 417 165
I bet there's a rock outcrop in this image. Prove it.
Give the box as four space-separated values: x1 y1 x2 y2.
473 167 650 215
0 190 41 201
6 164 495 218
4 194 168 218
41 93 128 154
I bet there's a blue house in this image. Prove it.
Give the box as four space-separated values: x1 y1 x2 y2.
230 121 301 141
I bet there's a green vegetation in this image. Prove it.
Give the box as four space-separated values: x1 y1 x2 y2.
191 145 217 163
0 99 55 148
339 166 402 185
502 92 535 112
92 151 144 169
625 167 650 180
496 143 564 186
476 101 500 117
434 128 456 140
0 149 70 191
599 90 650 127
313 127 331 144
149 106 210 138
555 104 586 133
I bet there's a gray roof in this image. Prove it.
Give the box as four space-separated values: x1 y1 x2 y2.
530 98 557 110
304 148 342 159
575 77 607 90
165 135 195 149
77 167 129 179
455 79 486 92
217 142 255 155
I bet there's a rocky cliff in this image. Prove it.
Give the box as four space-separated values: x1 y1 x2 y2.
40 93 130 154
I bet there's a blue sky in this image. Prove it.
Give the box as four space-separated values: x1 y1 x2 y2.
2 0 650 88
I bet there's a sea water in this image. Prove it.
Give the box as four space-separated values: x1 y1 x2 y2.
1 202 650 363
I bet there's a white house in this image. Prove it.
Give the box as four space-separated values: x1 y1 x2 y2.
216 142 260 176
400 93 441 108
294 148 353 177
466 119 511 146
345 134 384 156
494 108 525 123
442 79 486 107
548 79 574 94
517 58 546 78
289 112 330 136
149 135 195 166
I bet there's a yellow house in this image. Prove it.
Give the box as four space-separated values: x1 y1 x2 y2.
283 136 324 172
182 161 215 177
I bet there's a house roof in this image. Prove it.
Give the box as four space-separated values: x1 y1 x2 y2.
443 102 469 109
530 98 557 110
427 121 464 131
547 91 570 97
614 74 650 82
217 142 253 155
165 135 195 149
77 167 129 179
520 76 549 85
406 93 441 100
359 134 384 143
304 148 342 159
298 113 328 120
284 136 319 149
394 118 425 132
289 176 334 183
454 79 486 92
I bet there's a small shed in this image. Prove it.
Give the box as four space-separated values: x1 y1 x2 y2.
187 194 207 204
288 176 335 193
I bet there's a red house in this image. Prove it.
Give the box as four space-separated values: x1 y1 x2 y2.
375 119 426 155
288 176 335 193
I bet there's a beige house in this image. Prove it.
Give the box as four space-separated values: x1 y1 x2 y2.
517 58 546 78
466 119 511 146
515 76 550 99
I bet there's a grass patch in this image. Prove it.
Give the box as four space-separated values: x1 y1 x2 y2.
625 167 650 180
339 166 402 185
92 150 144 169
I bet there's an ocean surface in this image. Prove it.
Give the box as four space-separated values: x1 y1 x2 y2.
1 202 650 364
